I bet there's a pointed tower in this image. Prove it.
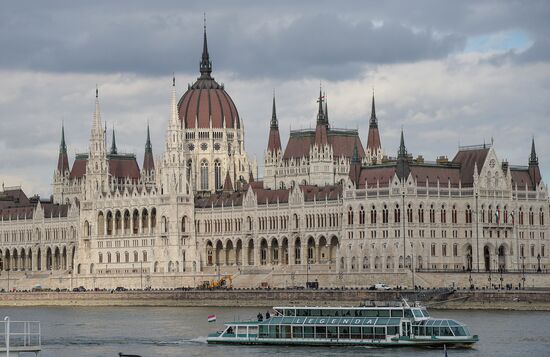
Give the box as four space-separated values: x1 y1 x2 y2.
366 91 383 164
85 87 109 199
57 124 70 175
199 18 212 79
160 76 186 195
110 127 118 155
311 87 333 186
528 137 542 188
52 124 71 204
314 88 329 146
264 93 283 189
396 128 410 180
142 123 155 182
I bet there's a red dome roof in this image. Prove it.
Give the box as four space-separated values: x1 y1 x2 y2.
177 78 240 129
177 26 240 130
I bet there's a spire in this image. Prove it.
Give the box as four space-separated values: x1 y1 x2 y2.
316 86 326 125
529 137 538 165
398 127 407 158
270 92 278 129
57 123 70 174
59 123 67 155
145 123 152 154
93 86 102 131
369 90 377 127
199 14 212 78
110 127 118 155
267 93 282 152
396 127 410 180
143 123 155 173
170 75 178 127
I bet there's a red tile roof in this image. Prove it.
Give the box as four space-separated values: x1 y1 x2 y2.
69 155 141 180
452 147 489 186
282 129 365 160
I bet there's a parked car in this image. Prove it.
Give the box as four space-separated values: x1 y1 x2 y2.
73 286 86 292
114 286 128 292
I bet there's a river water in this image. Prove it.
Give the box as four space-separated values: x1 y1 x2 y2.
1 306 548 357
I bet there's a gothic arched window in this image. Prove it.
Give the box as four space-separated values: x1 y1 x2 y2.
214 160 222 190
200 160 209 191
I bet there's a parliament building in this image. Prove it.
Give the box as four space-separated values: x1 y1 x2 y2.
0 26 548 290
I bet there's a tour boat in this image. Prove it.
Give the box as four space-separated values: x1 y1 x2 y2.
207 301 478 348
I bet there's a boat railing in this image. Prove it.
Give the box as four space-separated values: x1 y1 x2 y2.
0 317 41 351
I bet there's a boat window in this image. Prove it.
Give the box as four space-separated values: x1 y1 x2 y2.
351 327 361 339
327 326 338 339
365 310 378 317
421 309 429 317
374 327 385 340
376 318 389 325
248 326 258 337
304 326 314 338
441 327 453 336
391 310 403 317
297 309 308 316
339 326 350 339
315 326 327 339
404 309 413 318
426 327 433 336
259 325 269 338
378 310 390 317
362 327 374 339
292 326 303 338
342 309 351 317
412 309 422 318
387 326 399 335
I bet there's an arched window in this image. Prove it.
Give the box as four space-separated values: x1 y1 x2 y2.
214 160 222 190
394 204 400 223
107 252 112 263
134 251 138 262
407 204 413 223
370 205 377 224
429 205 435 223
382 205 388 224
186 159 192 181
441 205 446 224
465 205 472 224
98 253 103 263
418 204 424 223
142 251 148 262
125 251 129 263
359 206 365 225
347 207 354 225
540 208 544 225
161 216 169 233
116 252 120 263
200 160 209 191
451 205 457 224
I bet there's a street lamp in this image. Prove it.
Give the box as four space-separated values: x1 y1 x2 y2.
499 267 503 290
521 255 526 289
537 254 541 273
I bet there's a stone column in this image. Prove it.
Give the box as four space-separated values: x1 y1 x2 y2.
289 240 295 266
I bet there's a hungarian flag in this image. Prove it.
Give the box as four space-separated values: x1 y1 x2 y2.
495 209 500 224
207 315 216 322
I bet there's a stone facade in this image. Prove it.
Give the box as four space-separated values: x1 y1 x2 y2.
0 27 549 290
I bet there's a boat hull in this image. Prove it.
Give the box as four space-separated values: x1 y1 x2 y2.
206 336 478 348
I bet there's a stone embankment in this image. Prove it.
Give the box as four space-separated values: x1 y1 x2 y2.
0 289 549 310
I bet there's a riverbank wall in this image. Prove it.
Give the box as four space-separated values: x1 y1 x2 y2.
0 289 549 310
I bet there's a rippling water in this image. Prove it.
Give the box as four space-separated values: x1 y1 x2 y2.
1 306 549 357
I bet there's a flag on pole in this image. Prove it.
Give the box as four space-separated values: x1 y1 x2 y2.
495 209 500 225
207 314 216 322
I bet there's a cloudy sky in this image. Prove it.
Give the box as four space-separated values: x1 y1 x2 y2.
0 0 549 196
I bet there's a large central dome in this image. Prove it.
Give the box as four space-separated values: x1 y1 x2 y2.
177 27 240 129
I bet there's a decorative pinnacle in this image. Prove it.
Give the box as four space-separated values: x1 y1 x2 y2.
398 126 407 158
145 122 152 154
270 91 278 128
110 126 117 155
529 136 538 165
200 14 212 78
59 123 67 155
370 89 377 126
